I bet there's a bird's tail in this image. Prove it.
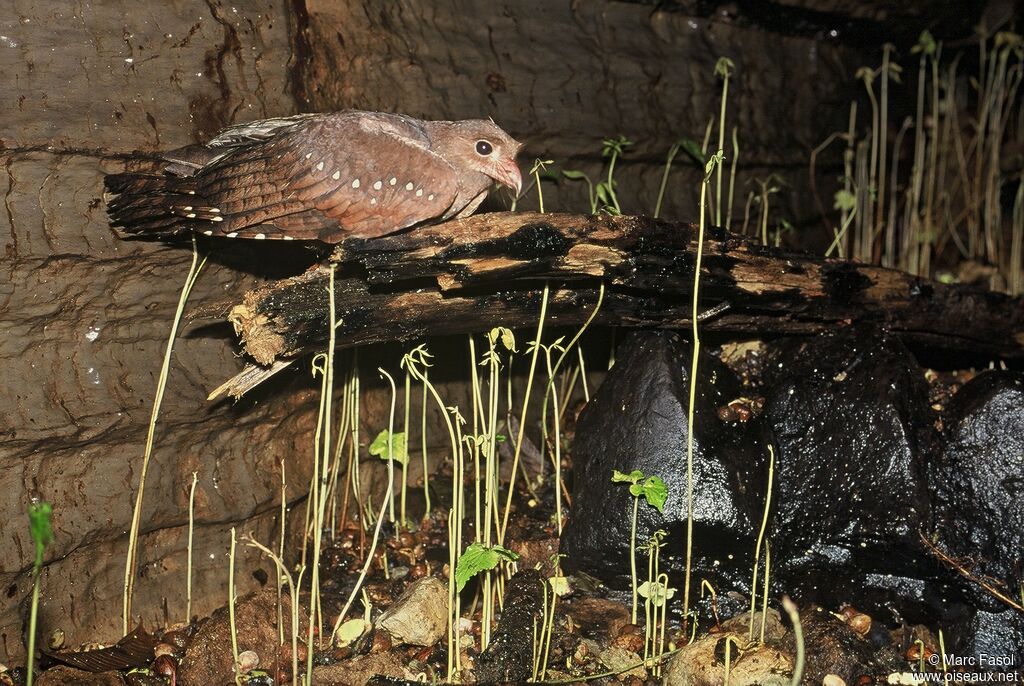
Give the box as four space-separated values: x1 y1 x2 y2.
104 172 215 239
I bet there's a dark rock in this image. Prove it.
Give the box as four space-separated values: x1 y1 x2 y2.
796 606 903 684
763 325 936 620
931 371 1024 609
561 331 768 599
474 570 546 684
946 608 1024 666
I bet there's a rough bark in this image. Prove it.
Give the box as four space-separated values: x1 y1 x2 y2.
222 211 1024 385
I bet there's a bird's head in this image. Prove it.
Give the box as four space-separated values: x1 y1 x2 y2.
435 119 523 197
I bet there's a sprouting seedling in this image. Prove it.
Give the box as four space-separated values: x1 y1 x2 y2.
826 188 858 257
654 139 703 219
598 135 632 214
561 170 598 214
369 429 408 529
529 159 555 214
25 501 53 686
611 469 667 624
912 29 937 57
454 542 519 592
713 56 735 227
368 431 408 466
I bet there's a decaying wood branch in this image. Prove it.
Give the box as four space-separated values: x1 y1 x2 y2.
212 211 1024 398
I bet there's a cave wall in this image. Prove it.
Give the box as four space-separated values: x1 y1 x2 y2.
0 0 309 661
295 0 868 226
1 0 896 662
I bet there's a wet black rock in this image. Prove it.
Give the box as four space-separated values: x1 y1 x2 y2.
762 325 936 620
948 608 1024 664
930 371 1024 659
931 371 1024 609
560 331 767 597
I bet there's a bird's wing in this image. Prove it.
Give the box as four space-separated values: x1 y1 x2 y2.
206 113 323 148
189 112 462 242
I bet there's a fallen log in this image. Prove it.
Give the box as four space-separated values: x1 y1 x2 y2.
211 211 1024 398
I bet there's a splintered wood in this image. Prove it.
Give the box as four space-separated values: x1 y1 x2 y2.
212 211 1024 398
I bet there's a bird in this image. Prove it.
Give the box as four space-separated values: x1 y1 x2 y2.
105 111 523 243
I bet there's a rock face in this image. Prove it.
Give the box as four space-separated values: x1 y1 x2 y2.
930 371 1024 658
560 331 768 597
0 0 314 663
179 589 306 686
762 325 936 619
296 0 869 227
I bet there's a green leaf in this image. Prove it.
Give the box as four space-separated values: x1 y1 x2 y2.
455 543 519 592
833 189 857 212
714 56 735 79
368 430 408 465
678 139 705 166
703 151 725 182
548 576 572 597
561 170 589 180
637 580 676 607
912 29 936 56
611 469 644 484
29 501 53 568
639 476 668 513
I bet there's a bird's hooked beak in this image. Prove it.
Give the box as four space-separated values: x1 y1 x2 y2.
493 156 523 197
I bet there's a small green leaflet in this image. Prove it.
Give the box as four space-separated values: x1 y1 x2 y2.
369 430 408 465
454 543 519 592
610 469 668 513
28 501 53 568
637 580 676 607
611 469 644 484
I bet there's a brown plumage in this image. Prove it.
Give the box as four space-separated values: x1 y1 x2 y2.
105 111 523 243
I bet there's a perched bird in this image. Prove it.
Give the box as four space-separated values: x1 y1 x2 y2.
105 111 523 243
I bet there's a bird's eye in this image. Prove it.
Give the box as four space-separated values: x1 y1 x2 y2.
475 140 493 156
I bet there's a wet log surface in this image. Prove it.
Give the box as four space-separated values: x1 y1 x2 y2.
222 211 1024 386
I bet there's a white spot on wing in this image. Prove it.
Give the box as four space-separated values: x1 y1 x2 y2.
283 236 295 241
212 216 224 222
352 179 360 189
227 232 238 238
428 194 434 200
373 180 382 190
305 152 313 159
202 230 213 236
186 213 196 218
254 233 266 240
370 198 377 205
316 161 324 171
416 189 423 197
332 170 340 180
405 182 414 191
389 177 397 185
